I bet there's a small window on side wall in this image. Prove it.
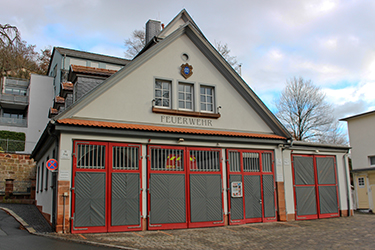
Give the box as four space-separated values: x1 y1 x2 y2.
178 83 193 110
155 80 171 108
200 86 214 112
369 156 375 166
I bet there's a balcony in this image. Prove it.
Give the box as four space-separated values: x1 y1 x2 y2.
4 78 29 88
0 117 27 127
0 94 29 109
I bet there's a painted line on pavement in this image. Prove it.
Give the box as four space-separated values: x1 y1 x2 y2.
243 225 262 231
158 230 173 236
132 232 144 237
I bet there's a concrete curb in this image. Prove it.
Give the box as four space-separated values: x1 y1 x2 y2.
0 206 138 250
0 207 36 234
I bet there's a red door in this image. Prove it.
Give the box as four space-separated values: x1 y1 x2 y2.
147 145 225 230
71 141 142 233
227 149 277 225
292 154 339 220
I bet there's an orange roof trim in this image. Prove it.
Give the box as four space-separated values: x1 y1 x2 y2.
71 65 118 76
57 118 286 140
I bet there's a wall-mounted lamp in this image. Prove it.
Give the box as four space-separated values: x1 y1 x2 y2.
151 99 155 107
178 138 184 143
315 150 320 153
217 106 222 114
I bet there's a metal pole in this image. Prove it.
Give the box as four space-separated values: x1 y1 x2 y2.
63 195 66 233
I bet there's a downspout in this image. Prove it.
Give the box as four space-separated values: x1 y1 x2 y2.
343 153 351 216
280 145 288 219
280 138 293 220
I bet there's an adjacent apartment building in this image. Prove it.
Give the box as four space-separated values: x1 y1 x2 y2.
0 75 53 153
341 110 375 211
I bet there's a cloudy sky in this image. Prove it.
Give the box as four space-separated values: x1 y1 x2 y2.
1 0 374 126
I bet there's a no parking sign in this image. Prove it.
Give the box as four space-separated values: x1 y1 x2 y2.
46 159 58 171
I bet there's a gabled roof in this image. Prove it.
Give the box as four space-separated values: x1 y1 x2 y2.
55 47 130 65
340 110 375 121
47 47 130 74
57 118 286 140
158 9 204 38
52 14 291 139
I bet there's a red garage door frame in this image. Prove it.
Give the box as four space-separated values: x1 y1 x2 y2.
147 145 225 230
292 154 339 221
71 140 143 234
226 149 277 225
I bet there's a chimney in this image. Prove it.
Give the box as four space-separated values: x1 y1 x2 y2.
145 19 161 45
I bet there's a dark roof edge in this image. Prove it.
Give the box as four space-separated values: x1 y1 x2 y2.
291 140 350 152
351 167 375 172
340 109 375 121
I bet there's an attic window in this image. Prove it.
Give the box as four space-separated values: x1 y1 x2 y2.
181 53 189 62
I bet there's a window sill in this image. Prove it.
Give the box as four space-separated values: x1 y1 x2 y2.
152 107 220 119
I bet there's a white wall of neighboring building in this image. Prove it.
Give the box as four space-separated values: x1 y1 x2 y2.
35 142 56 223
346 113 375 170
26 74 54 153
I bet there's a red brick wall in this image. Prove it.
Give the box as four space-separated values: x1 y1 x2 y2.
56 180 70 233
276 181 287 221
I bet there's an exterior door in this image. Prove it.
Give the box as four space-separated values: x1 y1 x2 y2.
292 155 339 220
227 149 277 225
147 145 224 230
356 175 369 209
72 141 142 233
187 147 224 228
148 146 187 230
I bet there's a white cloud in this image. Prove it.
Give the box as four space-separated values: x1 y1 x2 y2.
306 0 338 13
268 49 284 60
1 0 374 119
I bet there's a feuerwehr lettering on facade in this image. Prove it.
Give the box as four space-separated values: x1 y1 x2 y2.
161 115 213 127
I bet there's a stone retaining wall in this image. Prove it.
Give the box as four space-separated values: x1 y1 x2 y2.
0 153 36 181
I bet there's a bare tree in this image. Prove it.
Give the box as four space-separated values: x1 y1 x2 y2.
318 121 348 145
37 47 52 75
124 29 145 59
214 41 240 72
0 24 43 79
275 77 336 142
124 29 241 72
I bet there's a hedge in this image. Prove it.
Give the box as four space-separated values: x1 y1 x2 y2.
0 131 26 152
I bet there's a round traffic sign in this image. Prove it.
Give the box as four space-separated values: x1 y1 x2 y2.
46 158 58 171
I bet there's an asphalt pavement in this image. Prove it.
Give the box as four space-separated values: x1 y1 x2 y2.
0 208 113 250
1 203 375 250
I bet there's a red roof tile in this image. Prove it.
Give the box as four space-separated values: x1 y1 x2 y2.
56 118 286 140
55 96 65 104
71 65 118 76
50 108 58 114
61 82 73 91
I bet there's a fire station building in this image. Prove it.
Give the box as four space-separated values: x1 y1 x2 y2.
32 10 352 233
